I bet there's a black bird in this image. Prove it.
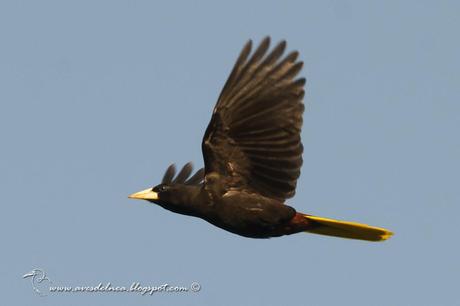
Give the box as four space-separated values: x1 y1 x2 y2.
129 37 393 241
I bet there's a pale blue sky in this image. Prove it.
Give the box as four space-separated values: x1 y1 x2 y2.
1 1 459 305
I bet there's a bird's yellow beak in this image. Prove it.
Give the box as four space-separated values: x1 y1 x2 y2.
128 188 159 201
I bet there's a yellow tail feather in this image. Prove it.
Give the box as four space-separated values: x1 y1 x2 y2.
303 214 393 242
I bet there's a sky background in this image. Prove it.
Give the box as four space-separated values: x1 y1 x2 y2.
1 1 459 305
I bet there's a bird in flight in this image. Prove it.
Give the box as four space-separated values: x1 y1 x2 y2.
129 37 393 241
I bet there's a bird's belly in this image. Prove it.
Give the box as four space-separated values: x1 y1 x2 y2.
202 198 298 238
205 216 296 238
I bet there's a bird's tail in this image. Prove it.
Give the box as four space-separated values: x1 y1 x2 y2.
300 213 393 242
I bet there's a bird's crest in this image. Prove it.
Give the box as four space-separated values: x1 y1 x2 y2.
162 163 204 185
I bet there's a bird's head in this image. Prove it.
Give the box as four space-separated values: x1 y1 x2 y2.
128 163 204 214
128 183 174 205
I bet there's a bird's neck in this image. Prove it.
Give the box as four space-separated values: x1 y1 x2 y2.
160 185 210 217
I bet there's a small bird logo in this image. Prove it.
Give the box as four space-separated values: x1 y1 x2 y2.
23 268 52 296
129 37 393 241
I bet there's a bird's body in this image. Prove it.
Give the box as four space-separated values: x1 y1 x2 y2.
200 181 299 238
139 170 301 238
129 37 393 241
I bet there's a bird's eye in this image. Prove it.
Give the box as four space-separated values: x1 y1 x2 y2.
158 185 168 192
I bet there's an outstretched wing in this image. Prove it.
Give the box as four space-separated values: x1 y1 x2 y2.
162 163 205 186
202 37 305 201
